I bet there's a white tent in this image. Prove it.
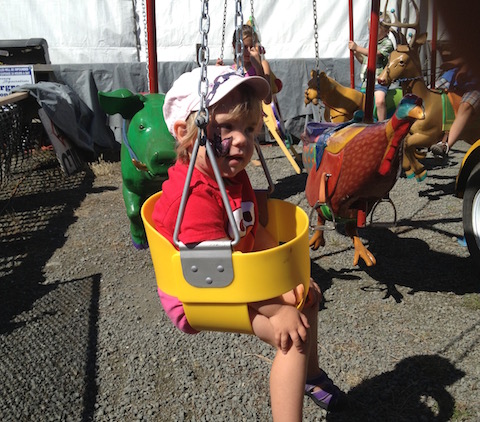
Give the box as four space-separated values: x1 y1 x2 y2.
0 0 447 141
0 0 443 64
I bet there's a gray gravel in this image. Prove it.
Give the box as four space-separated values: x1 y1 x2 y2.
1 140 479 421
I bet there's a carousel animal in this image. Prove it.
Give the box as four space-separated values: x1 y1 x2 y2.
378 38 480 180
305 70 364 122
99 89 176 249
305 70 402 123
303 94 425 266
378 0 480 181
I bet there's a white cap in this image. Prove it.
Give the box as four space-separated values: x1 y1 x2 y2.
163 65 270 136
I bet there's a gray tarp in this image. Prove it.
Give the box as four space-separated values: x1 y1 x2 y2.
49 59 354 142
13 81 117 158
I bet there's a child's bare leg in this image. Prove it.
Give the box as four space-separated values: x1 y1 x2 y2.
250 312 307 422
303 288 322 379
303 281 345 411
375 90 387 121
270 346 307 422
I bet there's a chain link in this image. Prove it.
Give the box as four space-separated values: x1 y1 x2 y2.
234 0 244 74
141 0 149 91
220 0 227 61
196 0 210 135
312 0 320 91
249 0 255 27
313 0 319 75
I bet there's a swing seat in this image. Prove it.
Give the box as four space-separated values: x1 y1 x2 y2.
141 192 310 334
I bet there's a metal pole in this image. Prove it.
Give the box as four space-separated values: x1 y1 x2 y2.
146 0 158 93
349 0 355 88
363 0 380 123
430 0 438 89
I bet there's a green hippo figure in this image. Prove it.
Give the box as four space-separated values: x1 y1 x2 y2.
99 89 176 249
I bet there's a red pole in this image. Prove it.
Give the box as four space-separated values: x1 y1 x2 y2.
430 1 438 89
364 0 380 123
349 0 355 88
146 0 158 93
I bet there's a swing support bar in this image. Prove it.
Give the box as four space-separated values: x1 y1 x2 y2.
146 0 158 93
363 0 380 123
349 0 355 89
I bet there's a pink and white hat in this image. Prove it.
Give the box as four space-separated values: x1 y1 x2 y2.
163 65 270 136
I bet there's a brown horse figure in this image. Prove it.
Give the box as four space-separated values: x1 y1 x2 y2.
305 70 403 124
304 70 364 122
378 3 480 181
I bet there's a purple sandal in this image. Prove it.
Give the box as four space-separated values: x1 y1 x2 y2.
304 371 345 412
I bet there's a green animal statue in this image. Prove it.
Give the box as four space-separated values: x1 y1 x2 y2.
99 89 176 249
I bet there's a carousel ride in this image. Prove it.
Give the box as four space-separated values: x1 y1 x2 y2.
101 0 480 282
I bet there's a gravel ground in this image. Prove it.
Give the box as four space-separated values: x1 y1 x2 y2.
1 140 479 422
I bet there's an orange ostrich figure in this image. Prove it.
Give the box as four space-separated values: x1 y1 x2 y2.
303 94 425 266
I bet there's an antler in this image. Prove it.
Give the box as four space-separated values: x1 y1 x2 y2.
382 0 420 46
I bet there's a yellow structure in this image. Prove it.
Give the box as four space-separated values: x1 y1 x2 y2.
141 192 310 334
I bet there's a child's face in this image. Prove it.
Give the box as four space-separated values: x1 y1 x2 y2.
378 24 389 39
241 35 256 64
368 20 389 39
196 89 258 179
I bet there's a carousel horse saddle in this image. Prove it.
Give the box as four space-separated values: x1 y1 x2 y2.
305 121 367 206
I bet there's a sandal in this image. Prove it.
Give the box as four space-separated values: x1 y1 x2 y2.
430 140 449 158
304 371 345 412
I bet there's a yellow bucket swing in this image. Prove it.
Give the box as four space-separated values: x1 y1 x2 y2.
141 0 310 334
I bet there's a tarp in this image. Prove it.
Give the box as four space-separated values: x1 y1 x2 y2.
13 82 117 157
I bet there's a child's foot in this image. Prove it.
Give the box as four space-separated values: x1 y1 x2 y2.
305 371 346 412
430 141 449 158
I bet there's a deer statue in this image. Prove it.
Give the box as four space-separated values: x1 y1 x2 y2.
378 0 480 181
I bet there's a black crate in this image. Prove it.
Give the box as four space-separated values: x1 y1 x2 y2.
0 38 50 65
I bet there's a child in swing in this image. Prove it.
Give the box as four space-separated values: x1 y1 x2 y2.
152 65 345 420
216 23 283 104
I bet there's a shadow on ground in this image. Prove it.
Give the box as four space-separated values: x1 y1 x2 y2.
326 354 465 422
0 152 100 420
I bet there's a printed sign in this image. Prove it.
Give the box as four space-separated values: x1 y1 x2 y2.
0 65 35 97
38 108 83 176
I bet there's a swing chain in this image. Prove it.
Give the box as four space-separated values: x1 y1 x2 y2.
249 0 255 27
234 0 245 74
220 0 227 61
141 0 150 91
312 0 320 88
197 0 211 138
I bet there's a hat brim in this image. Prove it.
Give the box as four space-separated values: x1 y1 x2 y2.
200 72 271 111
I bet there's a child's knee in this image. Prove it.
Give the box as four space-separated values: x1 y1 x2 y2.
280 283 305 307
375 97 386 108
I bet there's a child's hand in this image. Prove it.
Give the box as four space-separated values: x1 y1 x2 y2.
216 58 224 66
348 41 357 52
269 305 310 354
248 44 262 67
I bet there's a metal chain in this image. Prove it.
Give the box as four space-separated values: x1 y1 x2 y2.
196 0 211 136
220 0 227 61
312 0 321 92
234 0 244 74
313 0 319 75
141 0 150 91
249 0 255 28
249 0 260 47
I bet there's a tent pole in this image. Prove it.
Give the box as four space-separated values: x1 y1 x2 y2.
146 0 158 93
363 0 379 123
349 0 355 88
430 0 438 88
